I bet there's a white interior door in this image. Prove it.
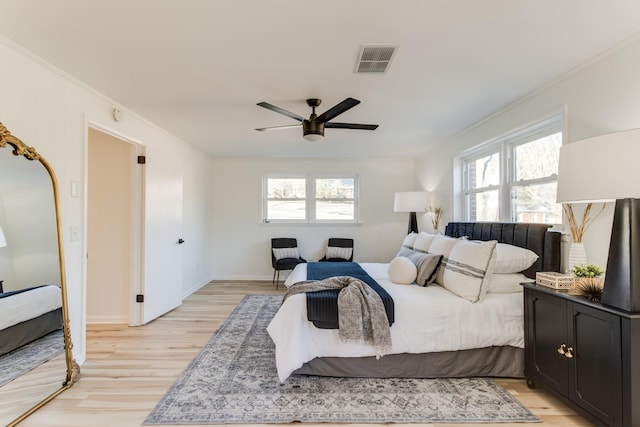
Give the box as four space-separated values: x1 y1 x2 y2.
140 145 183 324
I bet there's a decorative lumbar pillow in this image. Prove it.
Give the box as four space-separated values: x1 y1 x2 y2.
326 246 353 261
441 239 497 302
486 273 528 293
388 256 418 284
272 247 300 260
428 235 466 285
396 247 443 286
493 243 539 274
413 232 437 253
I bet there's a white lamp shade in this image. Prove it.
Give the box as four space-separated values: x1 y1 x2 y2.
557 128 640 203
394 192 429 212
0 227 6 248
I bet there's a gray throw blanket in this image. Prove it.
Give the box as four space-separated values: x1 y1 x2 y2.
283 276 392 357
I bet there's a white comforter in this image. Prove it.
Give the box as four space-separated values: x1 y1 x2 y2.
0 285 62 330
267 263 523 382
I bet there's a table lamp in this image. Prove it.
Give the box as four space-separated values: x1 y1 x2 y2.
394 192 428 234
556 128 640 312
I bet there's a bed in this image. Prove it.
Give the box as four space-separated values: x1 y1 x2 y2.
267 222 560 382
0 285 63 356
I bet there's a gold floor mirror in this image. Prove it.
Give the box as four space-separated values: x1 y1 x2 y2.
0 122 80 426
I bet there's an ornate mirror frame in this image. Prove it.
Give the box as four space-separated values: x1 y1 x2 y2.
0 122 80 426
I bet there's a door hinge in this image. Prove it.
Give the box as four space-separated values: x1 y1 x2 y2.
137 155 146 164
136 294 144 303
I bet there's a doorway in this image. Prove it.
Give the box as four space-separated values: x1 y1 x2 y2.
86 128 143 326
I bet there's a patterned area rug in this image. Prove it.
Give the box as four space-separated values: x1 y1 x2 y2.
145 295 539 424
0 329 64 387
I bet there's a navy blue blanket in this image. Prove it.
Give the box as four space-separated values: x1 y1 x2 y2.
305 262 394 329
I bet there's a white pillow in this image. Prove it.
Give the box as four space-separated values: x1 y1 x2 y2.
441 239 497 302
413 232 436 253
272 247 300 260
486 273 528 293
326 246 353 260
428 235 465 286
388 257 417 284
493 243 539 274
400 232 418 250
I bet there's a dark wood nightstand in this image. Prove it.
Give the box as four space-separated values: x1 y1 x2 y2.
521 282 640 427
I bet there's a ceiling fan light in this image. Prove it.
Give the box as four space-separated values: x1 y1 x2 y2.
303 133 324 142
302 120 324 142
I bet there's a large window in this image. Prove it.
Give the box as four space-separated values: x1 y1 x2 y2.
263 175 358 223
461 115 563 224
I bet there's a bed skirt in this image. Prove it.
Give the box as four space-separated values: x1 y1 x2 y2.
292 346 524 378
0 308 63 356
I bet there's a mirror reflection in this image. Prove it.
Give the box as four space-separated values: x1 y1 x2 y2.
0 126 74 426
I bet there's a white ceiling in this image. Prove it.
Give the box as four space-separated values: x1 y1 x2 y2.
1 1 640 159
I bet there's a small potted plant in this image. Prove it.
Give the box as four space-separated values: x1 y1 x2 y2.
569 264 605 302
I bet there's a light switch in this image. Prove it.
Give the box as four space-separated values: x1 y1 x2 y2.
70 226 80 242
70 181 79 198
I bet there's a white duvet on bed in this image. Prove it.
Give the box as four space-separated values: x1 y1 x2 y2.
268 263 523 382
0 285 62 330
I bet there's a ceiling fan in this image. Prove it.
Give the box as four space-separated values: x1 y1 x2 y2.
255 97 378 141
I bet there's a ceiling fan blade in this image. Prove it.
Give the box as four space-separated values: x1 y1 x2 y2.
257 102 305 122
316 98 360 123
255 124 302 131
325 122 379 130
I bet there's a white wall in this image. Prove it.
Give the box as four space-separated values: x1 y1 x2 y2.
209 157 416 280
0 36 213 362
182 147 214 296
416 35 640 271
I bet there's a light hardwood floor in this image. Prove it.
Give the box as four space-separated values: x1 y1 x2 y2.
15 281 592 427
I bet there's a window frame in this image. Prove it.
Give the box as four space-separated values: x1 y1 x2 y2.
460 112 565 224
262 174 360 224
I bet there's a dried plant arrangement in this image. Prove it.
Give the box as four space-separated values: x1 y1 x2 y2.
563 202 606 243
569 277 604 302
427 206 442 231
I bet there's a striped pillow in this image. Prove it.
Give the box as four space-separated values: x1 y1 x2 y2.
272 247 300 260
441 239 497 302
326 246 352 260
396 247 443 286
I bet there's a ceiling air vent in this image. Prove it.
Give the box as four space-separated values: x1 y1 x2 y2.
355 45 398 73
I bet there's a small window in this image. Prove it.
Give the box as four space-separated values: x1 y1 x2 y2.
465 151 501 221
263 175 359 223
266 177 306 220
315 178 355 221
510 132 562 223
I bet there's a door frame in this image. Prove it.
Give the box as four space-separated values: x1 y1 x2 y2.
84 121 146 327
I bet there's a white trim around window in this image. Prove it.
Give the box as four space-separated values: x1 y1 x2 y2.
262 174 360 224
457 110 566 224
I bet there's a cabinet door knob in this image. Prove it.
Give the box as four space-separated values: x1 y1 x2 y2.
564 346 574 359
557 344 567 355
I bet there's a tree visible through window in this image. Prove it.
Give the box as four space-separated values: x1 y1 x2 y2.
266 178 306 220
